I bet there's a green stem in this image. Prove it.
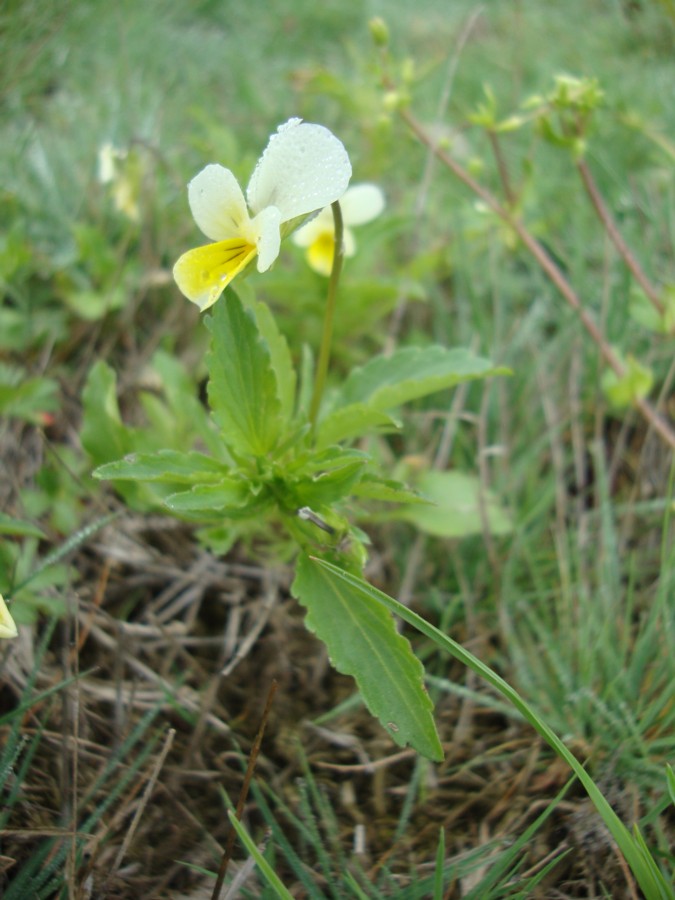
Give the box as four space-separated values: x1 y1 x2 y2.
309 201 344 431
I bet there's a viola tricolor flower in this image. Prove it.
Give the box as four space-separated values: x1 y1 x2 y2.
292 183 385 276
0 594 17 640
173 118 352 310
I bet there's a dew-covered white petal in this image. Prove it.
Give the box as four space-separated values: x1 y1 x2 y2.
247 119 351 222
188 164 252 242
340 184 385 226
252 205 283 271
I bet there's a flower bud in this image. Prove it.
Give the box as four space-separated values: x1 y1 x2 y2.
369 17 390 48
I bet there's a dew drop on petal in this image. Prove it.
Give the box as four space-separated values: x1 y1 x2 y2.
247 120 352 222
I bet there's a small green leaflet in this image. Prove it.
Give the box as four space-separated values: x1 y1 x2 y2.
292 554 443 761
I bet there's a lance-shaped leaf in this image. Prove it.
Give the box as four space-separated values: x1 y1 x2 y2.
337 346 509 411
206 291 283 457
0 513 46 539
94 449 229 485
292 554 443 761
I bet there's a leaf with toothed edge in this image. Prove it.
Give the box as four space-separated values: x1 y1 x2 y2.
205 290 283 457
291 553 443 761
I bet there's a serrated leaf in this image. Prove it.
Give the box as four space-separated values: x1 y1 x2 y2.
352 474 431 506
316 403 400 448
338 346 509 411
150 351 228 458
286 446 370 476
165 478 266 516
80 360 129 464
81 361 168 511
206 291 283 457
294 460 368 507
94 449 228 485
241 296 296 424
396 470 512 537
291 554 443 761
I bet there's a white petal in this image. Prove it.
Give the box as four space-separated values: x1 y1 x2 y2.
252 205 283 271
188 164 251 242
340 184 385 226
343 227 356 257
247 119 352 223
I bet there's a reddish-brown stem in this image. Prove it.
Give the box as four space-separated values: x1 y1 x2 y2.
397 105 675 452
576 157 665 316
488 129 516 207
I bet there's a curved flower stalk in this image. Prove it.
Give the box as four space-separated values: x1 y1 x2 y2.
173 118 352 310
292 183 385 276
0 594 17 639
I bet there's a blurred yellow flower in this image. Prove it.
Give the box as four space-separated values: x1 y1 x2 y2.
173 119 352 311
0 594 17 640
292 183 385 276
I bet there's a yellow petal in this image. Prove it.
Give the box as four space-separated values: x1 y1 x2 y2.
0 594 17 640
173 239 257 311
306 231 336 277
306 227 356 277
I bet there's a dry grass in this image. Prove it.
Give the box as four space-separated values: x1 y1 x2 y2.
0 495 659 897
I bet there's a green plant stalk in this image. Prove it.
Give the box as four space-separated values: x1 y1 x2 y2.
308 201 344 430
311 558 674 900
